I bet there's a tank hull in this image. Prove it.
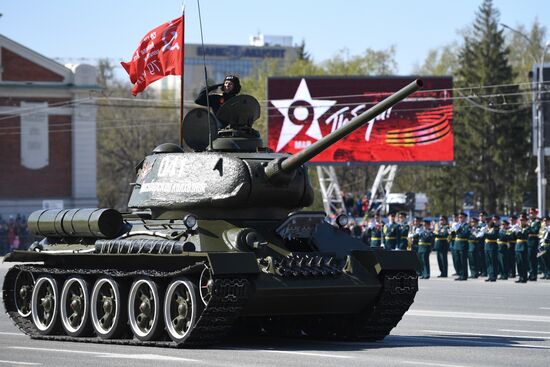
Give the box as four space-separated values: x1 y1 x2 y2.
3 245 418 347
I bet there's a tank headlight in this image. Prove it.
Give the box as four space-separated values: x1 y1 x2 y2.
183 214 198 230
336 214 349 228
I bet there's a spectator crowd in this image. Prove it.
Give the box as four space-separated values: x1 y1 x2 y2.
0 214 31 256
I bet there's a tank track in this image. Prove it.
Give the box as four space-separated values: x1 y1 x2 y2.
351 270 418 341
247 270 418 341
3 264 250 348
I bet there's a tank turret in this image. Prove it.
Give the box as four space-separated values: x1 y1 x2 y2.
127 79 423 219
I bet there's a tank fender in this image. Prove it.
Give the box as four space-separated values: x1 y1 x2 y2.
206 252 260 275
350 250 420 274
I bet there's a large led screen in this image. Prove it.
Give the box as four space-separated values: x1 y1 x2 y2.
267 76 453 164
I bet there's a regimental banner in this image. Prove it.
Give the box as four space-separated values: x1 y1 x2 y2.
121 16 184 96
20 101 49 170
267 77 454 164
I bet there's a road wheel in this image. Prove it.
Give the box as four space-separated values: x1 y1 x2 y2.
14 270 34 317
31 276 60 335
90 277 127 339
163 277 202 344
128 277 163 341
60 277 92 337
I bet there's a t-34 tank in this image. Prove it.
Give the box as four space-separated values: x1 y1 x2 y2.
3 79 423 347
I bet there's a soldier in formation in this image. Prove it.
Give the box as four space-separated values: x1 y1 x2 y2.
433 216 450 277
449 214 461 277
370 212 383 248
497 219 510 280
351 209 549 283
483 219 499 282
478 211 488 277
541 216 550 279
468 217 482 278
397 212 410 250
383 212 399 250
452 213 471 281
512 213 531 283
414 219 434 279
508 215 518 278
527 208 541 281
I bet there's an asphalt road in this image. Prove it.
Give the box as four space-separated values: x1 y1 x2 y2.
1 257 549 367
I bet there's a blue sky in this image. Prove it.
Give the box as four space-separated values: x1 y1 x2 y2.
1 0 549 74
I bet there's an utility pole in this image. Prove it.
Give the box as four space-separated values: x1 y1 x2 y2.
536 59 547 216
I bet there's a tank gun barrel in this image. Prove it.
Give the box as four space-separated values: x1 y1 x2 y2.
265 79 423 180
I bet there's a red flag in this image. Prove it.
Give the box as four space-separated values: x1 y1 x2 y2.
121 16 184 96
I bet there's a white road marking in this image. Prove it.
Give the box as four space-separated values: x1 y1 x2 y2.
407 335 550 350
421 329 550 340
540 307 550 310
500 329 550 335
408 310 550 323
0 361 41 366
96 353 199 362
8 347 199 363
0 332 25 336
262 350 353 359
403 361 471 367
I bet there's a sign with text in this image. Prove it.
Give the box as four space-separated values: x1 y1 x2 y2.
20 101 49 170
267 76 454 164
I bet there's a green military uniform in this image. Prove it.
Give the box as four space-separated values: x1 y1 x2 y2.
508 224 517 278
361 226 371 247
537 223 550 279
415 227 434 279
497 227 509 279
453 222 470 280
477 221 487 276
468 225 481 278
449 222 460 276
484 225 499 281
434 223 450 277
410 225 421 253
527 218 541 281
383 221 399 250
369 222 383 249
541 224 550 279
397 222 410 251
410 224 422 275
515 224 532 283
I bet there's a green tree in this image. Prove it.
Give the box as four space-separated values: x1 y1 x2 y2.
296 39 311 62
323 46 397 76
413 43 460 76
505 20 548 84
451 0 531 213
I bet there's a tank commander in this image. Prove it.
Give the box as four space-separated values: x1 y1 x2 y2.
194 74 241 115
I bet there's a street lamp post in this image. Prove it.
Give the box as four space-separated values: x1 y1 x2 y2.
536 44 549 216
501 23 549 215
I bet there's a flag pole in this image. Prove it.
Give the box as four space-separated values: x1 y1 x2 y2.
197 0 213 151
179 4 186 147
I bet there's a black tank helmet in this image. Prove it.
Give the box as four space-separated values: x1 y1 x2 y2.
222 74 241 95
